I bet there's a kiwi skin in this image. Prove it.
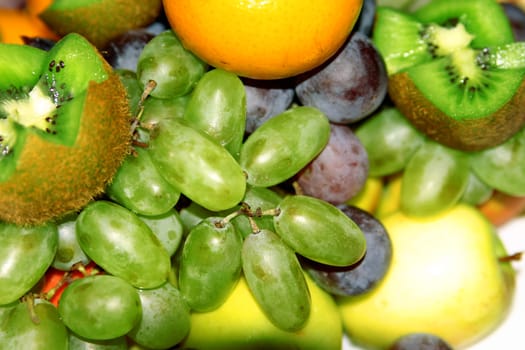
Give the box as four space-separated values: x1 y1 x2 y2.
388 72 525 151
40 0 162 48
0 65 131 226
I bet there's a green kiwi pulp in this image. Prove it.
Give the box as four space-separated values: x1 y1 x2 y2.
0 33 131 225
40 0 162 48
373 0 525 151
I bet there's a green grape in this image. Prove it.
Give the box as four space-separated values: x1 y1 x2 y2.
401 140 470 216
128 282 191 349
148 118 247 212
58 275 141 340
230 185 283 238
239 106 330 187
106 146 181 216
179 217 243 312
178 201 216 234
68 333 128 350
0 222 58 304
76 200 170 289
53 214 90 271
0 301 17 337
184 68 246 158
115 69 142 117
136 30 208 99
273 195 366 267
471 127 525 196
460 171 494 206
1 300 68 350
355 107 425 177
242 229 311 332
138 208 185 256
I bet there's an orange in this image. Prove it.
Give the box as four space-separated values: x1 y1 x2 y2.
0 8 59 44
162 0 363 79
25 0 53 16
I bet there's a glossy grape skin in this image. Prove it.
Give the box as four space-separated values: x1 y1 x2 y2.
295 123 369 205
471 127 525 196
0 222 58 304
136 30 208 99
138 209 184 256
502 3 525 41
0 300 68 350
128 282 191 349
184 68 246 158
58 275 142 340
239 106 330 187
106 146 181 217
148 118 247 212
75 200 171 289
356 107 425 177
52 215 90 271
273 195 366 267
295 32 388 124
401 140 470 217
242 229 311 332
103 29 155 71
305 205 392 296
460 172 493 206
179 217 243 312
68 333 128 350
243 79 294 133
388 333 453 350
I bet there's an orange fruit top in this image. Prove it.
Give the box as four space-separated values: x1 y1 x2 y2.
162 0 363 80
0 8 58 44
25 0 53 16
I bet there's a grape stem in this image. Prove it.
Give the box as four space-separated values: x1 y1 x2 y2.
499 251 523 262
130 79 157 152
21 294 40 325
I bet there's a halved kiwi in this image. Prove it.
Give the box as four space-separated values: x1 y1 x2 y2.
373 0 525 151
0 33 131 225
39 0 162 48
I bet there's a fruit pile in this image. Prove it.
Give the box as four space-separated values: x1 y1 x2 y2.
1 0 525 349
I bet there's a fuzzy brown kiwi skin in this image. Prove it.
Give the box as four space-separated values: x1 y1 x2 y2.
388 72 525 151
0 64 132 226
40 0 162 48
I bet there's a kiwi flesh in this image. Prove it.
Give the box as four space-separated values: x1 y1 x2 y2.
373 0 525 151
0 33 131 225
39 0 162 48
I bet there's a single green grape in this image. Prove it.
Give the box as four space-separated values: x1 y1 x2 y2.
242 229 311 332
0 222 58 304
128 282 191 349
136 30 208 99
460 171 494 206
471 126 525 196
179 217 243 312
58 275 141 340
239 106 330 187
1 300 68 350
138 209 185 257
148 118 247 212
355 107 425 177
273 194 366 267
75 200 170 289
184 68 246 158
107 146 181 217
53 214 90 271
401 140 470 216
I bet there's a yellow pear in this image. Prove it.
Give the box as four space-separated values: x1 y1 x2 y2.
339 204 515 349
181 274 343 350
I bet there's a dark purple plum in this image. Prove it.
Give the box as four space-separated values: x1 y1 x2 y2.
295 123 369 205
303 205 392 296
502 2 525 41
243 79 295 134
389 333 454 350
295 31 388 124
